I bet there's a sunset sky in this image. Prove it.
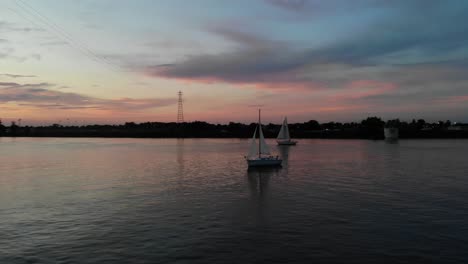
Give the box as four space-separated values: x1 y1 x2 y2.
1 0 468 125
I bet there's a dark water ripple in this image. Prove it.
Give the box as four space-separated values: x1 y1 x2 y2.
1 138 468 263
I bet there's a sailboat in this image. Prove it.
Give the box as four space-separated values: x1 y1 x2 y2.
245 110 282 167
276 117 297 145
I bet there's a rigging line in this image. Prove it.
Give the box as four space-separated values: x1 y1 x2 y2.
12 0 120 72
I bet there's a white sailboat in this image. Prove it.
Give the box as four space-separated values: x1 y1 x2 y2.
276 117 297 145
245 110 282 167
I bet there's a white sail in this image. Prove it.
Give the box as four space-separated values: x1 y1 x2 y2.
283 117 290 139
247 127 258 158
277 121 286 139
277 117 290 140
246 109 283 167
259 125 271 155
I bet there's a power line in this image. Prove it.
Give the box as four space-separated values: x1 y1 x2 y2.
10 0 121 72
14 0 118 71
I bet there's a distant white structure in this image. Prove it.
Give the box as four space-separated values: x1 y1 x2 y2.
384 127 399 140
448 125 468 131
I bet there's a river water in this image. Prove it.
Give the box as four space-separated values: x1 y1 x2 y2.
1 138 467 263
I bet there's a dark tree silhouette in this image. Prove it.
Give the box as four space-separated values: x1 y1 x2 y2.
0 119 5 135
0 117 466 139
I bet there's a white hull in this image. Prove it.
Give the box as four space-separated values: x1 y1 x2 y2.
246 156 282 167
277 139 297 145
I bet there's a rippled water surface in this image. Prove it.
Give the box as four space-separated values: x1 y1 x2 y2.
1 138 468 263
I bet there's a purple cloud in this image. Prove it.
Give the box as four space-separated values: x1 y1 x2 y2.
0 82 176 111
0 73 36 78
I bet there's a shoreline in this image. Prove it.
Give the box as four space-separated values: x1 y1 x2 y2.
2 135 468 140
1 117 467 139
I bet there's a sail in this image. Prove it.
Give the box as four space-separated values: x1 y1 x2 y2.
277 117 290 140
283 117 290 139
247 127 258 158
259 125 271 155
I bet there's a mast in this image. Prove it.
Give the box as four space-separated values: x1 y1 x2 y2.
258 108 261 158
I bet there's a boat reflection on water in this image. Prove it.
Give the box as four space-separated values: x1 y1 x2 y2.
246 167 281 228
247 167 280 197
277 145 291 167
385 138 399 144
246 146 289 198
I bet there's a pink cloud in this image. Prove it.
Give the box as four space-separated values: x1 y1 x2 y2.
345 80 398 99
145 65 328 92
435 95 468 104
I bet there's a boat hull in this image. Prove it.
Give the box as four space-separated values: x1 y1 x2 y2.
247 157 282 167
277 140 297 145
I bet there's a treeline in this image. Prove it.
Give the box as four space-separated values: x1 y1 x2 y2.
0 117 467 139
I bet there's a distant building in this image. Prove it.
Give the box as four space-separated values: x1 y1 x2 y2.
384 127 399 140
448 125 468 131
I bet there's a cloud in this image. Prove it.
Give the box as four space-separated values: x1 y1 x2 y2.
0 47 14 59
31 53 41 60
0 82 176 111
0 20 44 32
144 39 202 51
100 53 162 70
0 81 54 88
0 82 21 86
143 26 311 89
136 0 468 121
140 1 468 100
0 73 36 78
437 95 468 104
0 47 43 62
144 50 303 86
40 40 68 46
208 26 280 49
264 0 308 11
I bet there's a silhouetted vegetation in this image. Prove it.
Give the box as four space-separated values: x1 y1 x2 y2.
1 117 468 139
0 119 5 135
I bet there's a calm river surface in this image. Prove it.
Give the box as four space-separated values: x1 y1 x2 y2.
1 138 467 263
